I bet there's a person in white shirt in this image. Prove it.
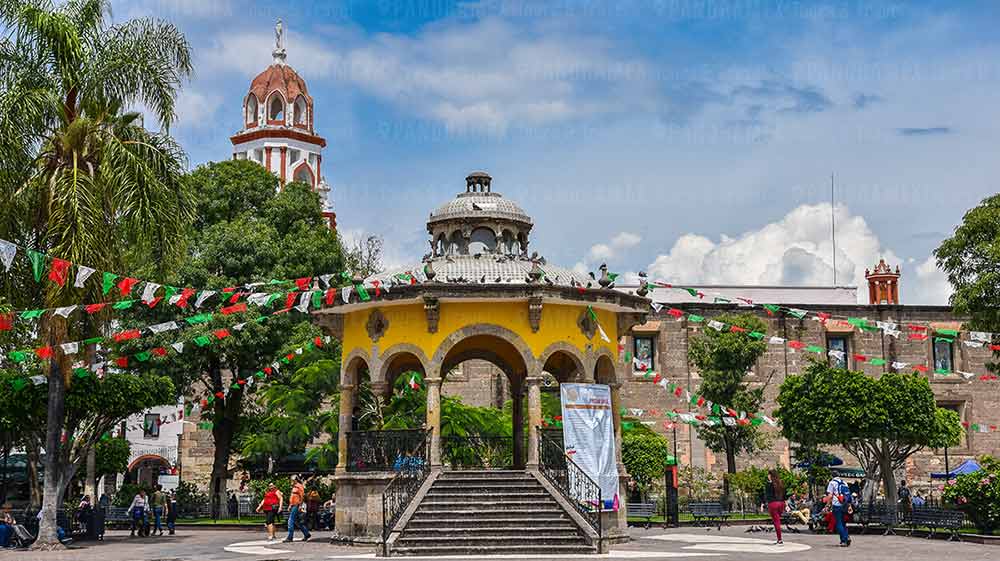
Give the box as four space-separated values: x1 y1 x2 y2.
825 477 851 547
127 490 148 537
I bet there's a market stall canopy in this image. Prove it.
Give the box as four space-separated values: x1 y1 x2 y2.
931 459 982 479
794 453 844 468
830 467 865 478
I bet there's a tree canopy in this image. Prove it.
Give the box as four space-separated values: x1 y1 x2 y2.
775 362 961 504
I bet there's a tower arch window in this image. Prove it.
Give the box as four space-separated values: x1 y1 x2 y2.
435 234 447 257
267 93 285 122
468 227 497 255
294 96 308 126
245 94 258 126
293 163 314 186
449 231 465 255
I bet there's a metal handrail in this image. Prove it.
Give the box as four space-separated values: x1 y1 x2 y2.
380 430 430 556
441 434 516 469
538 431 602 547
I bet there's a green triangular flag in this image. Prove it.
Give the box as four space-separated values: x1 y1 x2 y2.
787 309 807 319
937 329 959 337
255 371 266 379
206 395 215 404
624 351 632 362
869 358 887 366
934 368 951 375
27 250 45 282
83 336 104 345
763 304 780 315
265 293 283 306
9 351 28 362
355 284 370 301
163 286 178 301
112 300 135 310
134 351 151 362
20 309 44 319
608 272 620 282
231 382 240 389
751 417 763 426
683 287 699 297
185 313 212 325
74 367 90 378
11 378 27 391
311 290 323 310
847 317 867 328
102 272 118 295
934 336 954 343
748 331 765 340
687 314 704 323
713 296 730 304
622 421 634 430
805 345 825 354
193 335 212 347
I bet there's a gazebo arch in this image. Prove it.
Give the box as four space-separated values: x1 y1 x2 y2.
539 342 586 383
378 343 430 400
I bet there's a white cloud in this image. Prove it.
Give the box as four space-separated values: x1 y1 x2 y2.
173 87 223 130
200 29 338 80
645 203 948 304
582 231 642 264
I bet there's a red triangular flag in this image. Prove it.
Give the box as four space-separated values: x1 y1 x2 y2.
314 336 323 347
908 324 927 331
176 288 196 308
213 328 230 340
914 364 929 372
263 366 273 376
285 353 295 361
200 398 208 407
35 346 53 359
228 291 244 304
853 354 868 362
145 296 162 308
295 277 311 291
221 303 247 315
116 356 128 367
284 291 298 310
85 303 107 314
49 258 71 286
371 280 381 297
214 391 225 399
652 373 662 384
674 386 683 397
221 287 236 293
113 329 141 342
152 347 167 357
117 277 140 296
237 378 246 385
730 326 746 333
0 312 12 331
668 308 684 318
325 288 336 305
696 396 706 407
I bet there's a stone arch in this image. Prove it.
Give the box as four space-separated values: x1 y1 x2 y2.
538 341 586 383
127 454 171 473
431 324 537 380
245 93 259 126
594 351 618 384
468 227 497 255
341 349 371 386
448 230 465 255
378 343 430 396
266 90 285 123
292 162 314 186
434 234 447 256
293 95 308 126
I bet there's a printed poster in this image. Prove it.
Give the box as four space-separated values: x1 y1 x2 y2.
560 383 620 510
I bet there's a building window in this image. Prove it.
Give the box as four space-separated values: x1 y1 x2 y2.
268 95 284 121
633 335 656 371
933 338 954 372
827 335 849 369
143 414 160 438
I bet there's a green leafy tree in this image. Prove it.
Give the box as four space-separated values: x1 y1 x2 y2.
137 161 345 513
776 362 962 505
621 426 673 498
935 194 1000 372
0 0 193 545
94 437 130 482
688 313 769 500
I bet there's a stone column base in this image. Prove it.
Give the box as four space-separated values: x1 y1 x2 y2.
332 471 397 544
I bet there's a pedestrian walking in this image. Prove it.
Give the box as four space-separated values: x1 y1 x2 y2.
825 476 852 547
307 489 321 531
256 482 284 543
151 485 168 536
167 491 178 535
283 475 311 543
764 469 786 545
127 489 149 537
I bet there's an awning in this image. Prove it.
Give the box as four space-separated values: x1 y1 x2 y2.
831 467 865 478
931 459 982 479
794 453 844 468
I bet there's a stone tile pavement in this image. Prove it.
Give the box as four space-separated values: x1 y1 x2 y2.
1 526 997 560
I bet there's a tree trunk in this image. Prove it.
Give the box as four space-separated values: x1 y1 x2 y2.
879 443 898 507
84 447 97 500
34 365 67 548
207 361 243 519
723 433 737 506
26 443 42 509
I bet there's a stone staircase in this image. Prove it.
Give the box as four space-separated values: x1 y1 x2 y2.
390 470 596 556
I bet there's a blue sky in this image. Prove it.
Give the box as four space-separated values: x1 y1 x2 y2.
114 0 1000 303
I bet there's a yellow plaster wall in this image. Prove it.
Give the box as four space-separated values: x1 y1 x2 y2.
340 301 618 363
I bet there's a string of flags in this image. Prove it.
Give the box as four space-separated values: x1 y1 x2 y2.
632 305 997 379
643 279 999 346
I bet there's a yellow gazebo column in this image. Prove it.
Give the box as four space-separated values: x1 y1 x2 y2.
336 383 355 473
425 376 443 467
526 375 542 469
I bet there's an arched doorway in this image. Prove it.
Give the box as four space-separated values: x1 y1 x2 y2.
127 455 172 489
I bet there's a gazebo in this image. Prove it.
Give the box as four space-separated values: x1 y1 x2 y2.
314 172 649 545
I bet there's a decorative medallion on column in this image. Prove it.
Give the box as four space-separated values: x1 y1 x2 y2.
528 296 543 332
577 308 597 339
423 296 440 333
365 309 389 342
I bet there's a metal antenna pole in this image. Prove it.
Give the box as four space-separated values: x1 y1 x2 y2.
831 173 837 285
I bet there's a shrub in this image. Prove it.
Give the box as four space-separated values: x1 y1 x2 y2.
175 480 208 515
942 455 1000 534
622 428 673 498
726 465 806 503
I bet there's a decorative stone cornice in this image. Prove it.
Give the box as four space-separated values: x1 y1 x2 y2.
423 296 440 334
528 296 543 332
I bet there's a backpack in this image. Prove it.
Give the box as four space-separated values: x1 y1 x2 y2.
834 479 852 505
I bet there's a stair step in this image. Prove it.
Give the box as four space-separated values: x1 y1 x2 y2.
391 545 596 556
418 502 558 511
424 491 552 500
406 518 576 529
433 481 541 488
398 535 588 545
411 508 567 518
402 527 581 537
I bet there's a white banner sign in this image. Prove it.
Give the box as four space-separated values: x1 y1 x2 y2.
560 383 620 510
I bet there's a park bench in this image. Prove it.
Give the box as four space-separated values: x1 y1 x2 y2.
627 502 658 528
778 512 803 534
105 507 131 529
689 501 729 530
908 507 965 542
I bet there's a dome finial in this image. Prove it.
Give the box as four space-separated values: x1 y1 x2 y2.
466 171 492 193
273 18 287 64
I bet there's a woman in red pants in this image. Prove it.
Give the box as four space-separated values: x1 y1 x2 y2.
764 469 786 545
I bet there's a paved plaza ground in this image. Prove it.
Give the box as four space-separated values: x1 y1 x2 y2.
2 526 998 561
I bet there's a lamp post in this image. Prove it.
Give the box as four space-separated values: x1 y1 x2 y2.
944 445 950 482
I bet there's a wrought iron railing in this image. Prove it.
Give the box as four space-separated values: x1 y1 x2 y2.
538 431 602 539
346 429 428 472
442 435 516 469
381 433 430 555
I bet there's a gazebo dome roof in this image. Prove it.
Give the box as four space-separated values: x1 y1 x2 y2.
428 192 533 226
365 255 592 289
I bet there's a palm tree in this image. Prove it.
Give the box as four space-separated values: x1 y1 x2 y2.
0 0 194 546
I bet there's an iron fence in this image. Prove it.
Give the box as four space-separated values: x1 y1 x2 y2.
346 429 429 472
538 431 602 540
381 434 431 555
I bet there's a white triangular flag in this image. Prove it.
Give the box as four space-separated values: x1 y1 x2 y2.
60 342 79 355
650 302 663 313
595 323 611 343
957 370 976 380
74 265 95 288
53 305 77 318
769 336 785 345
247 292 270 306
171 342 184 354
964 340 984 348
0 239 16 271
324 335 331 344
877 321 897 332
195 290 215 308
320 273 334 288
295 347 304 355
233 322 247 331
969 331 990 343
761 415 777 427
341 286 352 303
148 321 178 334
884 328 901 339
295 291 311 313
891 361 909 371
141 282 161 303
708 320 725 332
722 417 737 426
29 374 47 385
168 293 183 306
828 349 846 360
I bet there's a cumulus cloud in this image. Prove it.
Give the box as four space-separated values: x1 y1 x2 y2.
581 231 642 264
643 203 950 304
